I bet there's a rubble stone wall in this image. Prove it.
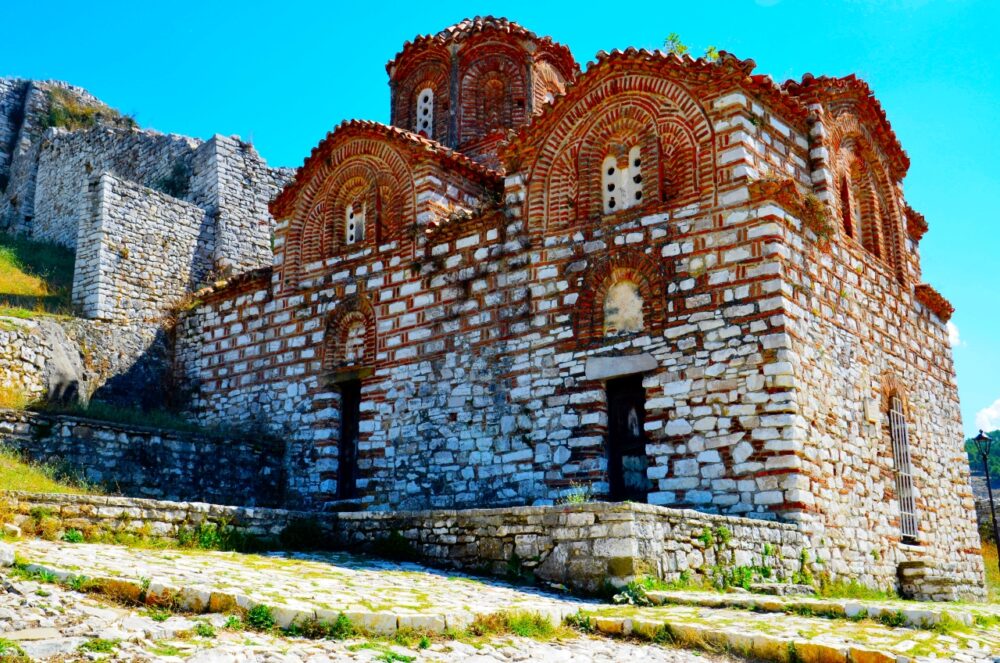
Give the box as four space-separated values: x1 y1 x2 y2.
1 493 805 594
0 413 284 507
32 126 200 249
0 315 169 409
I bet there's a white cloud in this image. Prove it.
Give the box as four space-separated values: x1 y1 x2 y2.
947 321 962 347
976 398 1000 433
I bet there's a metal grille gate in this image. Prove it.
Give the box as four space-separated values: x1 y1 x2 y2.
888 396 919 540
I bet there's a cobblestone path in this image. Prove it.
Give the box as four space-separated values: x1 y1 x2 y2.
3 539 998 662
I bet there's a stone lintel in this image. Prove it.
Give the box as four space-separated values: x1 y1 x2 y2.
584 354 657 381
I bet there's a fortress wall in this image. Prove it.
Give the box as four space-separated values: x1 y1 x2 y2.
0 79 28 184
33 127 201 249
72 172 213 322
189 135 295 275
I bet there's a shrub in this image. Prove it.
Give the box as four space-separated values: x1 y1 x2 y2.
194 621 215 638
61 528 84 543
246 604 276 631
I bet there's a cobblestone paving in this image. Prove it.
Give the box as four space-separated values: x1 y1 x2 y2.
0 574 723 661
7 539 1000 662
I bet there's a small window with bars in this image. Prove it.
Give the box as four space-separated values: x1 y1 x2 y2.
888 395 919 542
345 202 365 245
416 87 434 138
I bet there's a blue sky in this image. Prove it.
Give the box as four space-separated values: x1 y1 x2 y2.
2 0 997 436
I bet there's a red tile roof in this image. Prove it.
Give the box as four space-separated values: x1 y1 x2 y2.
387 15 578 77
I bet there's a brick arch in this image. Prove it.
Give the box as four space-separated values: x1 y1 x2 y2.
394 59 450 140
299 201 334 267
572 250 668 346
323 295 377 370
576 105 661 219
527 71 715 233
829 113 905 283
879 371 911 417
284 138 415 283
458 45 528 143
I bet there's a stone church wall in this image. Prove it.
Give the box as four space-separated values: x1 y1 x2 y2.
780 206 986 595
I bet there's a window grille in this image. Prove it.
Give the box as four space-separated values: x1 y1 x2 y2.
889 395 919 541
416 88 433 138
346 203 365 245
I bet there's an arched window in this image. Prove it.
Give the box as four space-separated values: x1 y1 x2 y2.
603 280 644 335
415 87 434 138
346 202 365 245
839 176 854 238
888 395 918 542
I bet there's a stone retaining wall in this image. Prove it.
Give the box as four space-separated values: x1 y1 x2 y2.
1 492 805 594
0 412 284 507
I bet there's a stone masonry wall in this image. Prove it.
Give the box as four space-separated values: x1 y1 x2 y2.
0 315 169 409
189 135 296 275
0 492 804 594
0 412 285 507
777 201 986 596
72 172 213 322
32 126 200 249
0 79 28 188
1 80 129 233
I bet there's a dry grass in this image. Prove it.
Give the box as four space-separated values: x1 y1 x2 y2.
0 235 75 318
984 542 1000 602
0 384 30 410
0 446 96 495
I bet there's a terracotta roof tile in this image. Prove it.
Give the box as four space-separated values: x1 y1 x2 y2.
387 15 578 76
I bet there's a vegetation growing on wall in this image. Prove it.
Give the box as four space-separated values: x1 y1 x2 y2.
41 88 134 132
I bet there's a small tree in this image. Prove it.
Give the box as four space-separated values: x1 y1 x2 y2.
664 33 688 56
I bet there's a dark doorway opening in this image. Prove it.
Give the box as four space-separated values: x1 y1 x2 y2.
338 379 361 499
606 374 651 502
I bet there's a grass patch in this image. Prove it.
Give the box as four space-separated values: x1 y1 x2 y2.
815 578 898 601
466 611 568 641
0 638 28 661
0 234 74 318
78 638 119 653
0 444 97 494
42 87 133 132
0 384 30 410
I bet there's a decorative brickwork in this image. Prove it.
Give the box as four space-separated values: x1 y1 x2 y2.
172 17 982 597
